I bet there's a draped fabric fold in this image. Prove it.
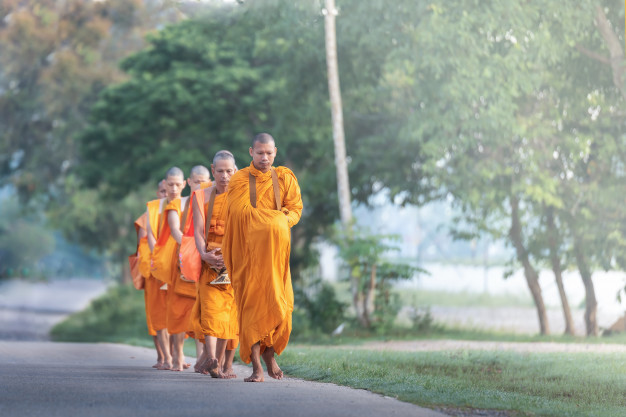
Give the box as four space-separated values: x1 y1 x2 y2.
223 162 302 364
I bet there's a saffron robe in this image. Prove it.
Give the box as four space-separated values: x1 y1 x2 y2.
134 213 155 335
223 163 303 363
189 189 239 347
145 199 168 332
164 197 196 334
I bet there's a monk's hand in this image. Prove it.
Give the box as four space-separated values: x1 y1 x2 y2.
202 248 224 269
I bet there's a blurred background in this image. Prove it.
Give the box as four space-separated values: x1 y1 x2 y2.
0 0 625 342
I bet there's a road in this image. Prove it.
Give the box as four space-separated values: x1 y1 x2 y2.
0 341 446 417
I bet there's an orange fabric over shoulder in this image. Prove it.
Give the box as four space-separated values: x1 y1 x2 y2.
144 199 169 334
189 190 238 347
164 197 196 334
223 163 302 363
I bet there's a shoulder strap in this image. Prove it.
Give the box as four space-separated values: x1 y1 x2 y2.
204 186 217 244
179 197 190 234
249 169 281 210
271 168 281 211
156 199 166 238
249 173 256 208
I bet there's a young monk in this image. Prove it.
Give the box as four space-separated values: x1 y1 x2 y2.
191 151 239 378
223 133 303 382
146 168 186 370
137 180 167 368
184 166 212 370
156 167 194 372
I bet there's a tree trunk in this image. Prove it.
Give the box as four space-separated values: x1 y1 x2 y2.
324 0 352 228
594 5 626 100
362 263 376 327
572 236 599 336
546 208 575 335
325 0 366 326
510 196 550 335
351 270 367 327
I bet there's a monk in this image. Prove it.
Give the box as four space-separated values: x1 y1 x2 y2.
140 180 167 367
183 165 212 370
158 166 197 371
146 168 186 370
223 133 303 382
191 150 239 378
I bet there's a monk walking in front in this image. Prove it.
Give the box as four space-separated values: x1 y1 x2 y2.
192 150 239 378
223 133 303 382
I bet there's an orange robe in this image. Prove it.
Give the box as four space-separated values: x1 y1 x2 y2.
145 199 168 332
223 163 303 364
164 197 196 334
134 213 155 336
189 189 239 348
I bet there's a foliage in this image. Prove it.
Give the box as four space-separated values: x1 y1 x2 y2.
332 224 425 328
0 197 54 277
50 283 149 343
280 347 626 417
296 279 347 334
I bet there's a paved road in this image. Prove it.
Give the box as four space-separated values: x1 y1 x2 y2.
0 341 446 417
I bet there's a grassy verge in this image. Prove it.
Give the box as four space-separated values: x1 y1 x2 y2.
279 346 626 417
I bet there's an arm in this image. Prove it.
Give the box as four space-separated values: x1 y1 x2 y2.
281 170 303 228
146 207 156 252
168 209 182 245
192 193 206 255
192 191 223 268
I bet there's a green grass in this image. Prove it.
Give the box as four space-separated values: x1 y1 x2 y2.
52 284 626 415
278 346 626 417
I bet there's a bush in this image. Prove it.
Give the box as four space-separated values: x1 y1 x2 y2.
51 284 149 342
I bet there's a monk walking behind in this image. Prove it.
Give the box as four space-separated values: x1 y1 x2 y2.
161 166 208 371
136 180 167 368
146 178 174 369
223 133 303 382
192 151 239 379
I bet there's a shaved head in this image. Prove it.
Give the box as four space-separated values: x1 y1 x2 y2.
190 165 210 177
251 133 275 148
157 179 167 198
213 150 236 166
188 165 210 193
165 166 184 179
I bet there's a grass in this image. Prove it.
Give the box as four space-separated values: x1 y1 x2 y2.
52 284 626 416
278 346 626 417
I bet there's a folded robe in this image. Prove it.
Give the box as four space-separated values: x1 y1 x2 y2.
223 162 302 364
145 199 169 332
164 197 196 335
189 189 239 346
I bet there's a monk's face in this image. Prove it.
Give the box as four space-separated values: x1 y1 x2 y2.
212 159 237 194
157 181 167 198
187 173 210 193
165 175 185 202
249 141 276 173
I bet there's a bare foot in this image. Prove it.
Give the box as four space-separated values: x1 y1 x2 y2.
244 370 264 382
222 367 237 379
183 363 191 369
171 362 184 371
262 348 283 379
195 357 209 374
157 362 172 370
207 358 224 379
152 361 163 369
